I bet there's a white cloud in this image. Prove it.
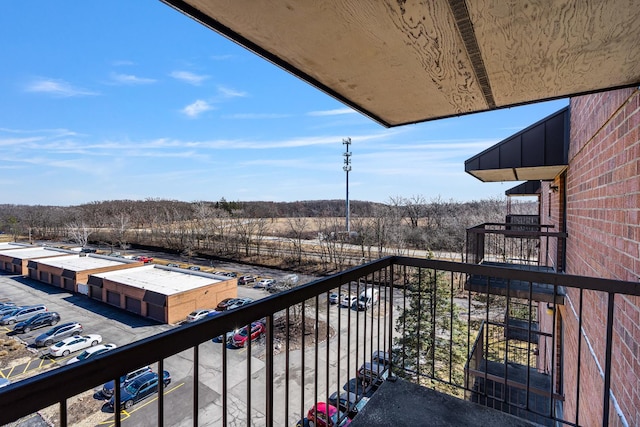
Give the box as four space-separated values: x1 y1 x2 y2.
26 78 99 97
110 73 157 85
170 71 209 86
307 108 356 117
181 100 213 118
217 86 247 98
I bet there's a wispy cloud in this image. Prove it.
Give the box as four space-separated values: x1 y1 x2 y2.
112 60 135 66
211 54 234 61
170 71 209 86
26 78 99 97
181 100 213 118
217 85 247 98
307 108 356 117
110 73 157 85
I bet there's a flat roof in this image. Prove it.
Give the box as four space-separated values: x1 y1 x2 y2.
91 265 226 296
35 254 132 272
0 247 75 260
0 243 32 251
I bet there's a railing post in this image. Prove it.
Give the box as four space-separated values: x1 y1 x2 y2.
265 315 274 427
388 263 395 378
602 293 615 427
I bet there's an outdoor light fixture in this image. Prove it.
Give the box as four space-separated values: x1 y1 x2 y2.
549 185 559 193
546 303 555 315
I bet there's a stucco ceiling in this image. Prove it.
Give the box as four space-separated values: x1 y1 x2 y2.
161 0 640 127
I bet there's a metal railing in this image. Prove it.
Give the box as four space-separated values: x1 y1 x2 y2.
0 256 637 426
466 222 566 271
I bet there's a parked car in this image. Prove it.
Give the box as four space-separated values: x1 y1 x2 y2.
79 247 97 253
231 322 266 348
35 322 83 347
66 343 117 365
102 366 153 398
223 272 237 278
237 275 256 286
227 297 254 310
329 292 344 305
357 361 388 387
212 327 242 344
340 295 358 308
188 266 201 271
307 402 351 427
328 391 369 418
0 378 11 388
254 278 276 289
0 306 22 317
108 370 171 409
49 334 102 357
137 256 153 263
0 302 17 309
166 263 179 268
13 312 60 333
215 298 239 311
0 304 47 325
185 309 214 323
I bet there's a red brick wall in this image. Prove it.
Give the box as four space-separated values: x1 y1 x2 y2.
562 88 639 426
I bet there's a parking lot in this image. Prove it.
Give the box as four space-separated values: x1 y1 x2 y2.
0 264 396 426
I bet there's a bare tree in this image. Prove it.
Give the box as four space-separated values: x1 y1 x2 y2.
67 221 93 247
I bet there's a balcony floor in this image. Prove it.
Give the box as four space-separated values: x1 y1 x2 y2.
350 377 540 426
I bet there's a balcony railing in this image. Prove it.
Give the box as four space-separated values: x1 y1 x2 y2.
466 222 566 269
0 256 636 426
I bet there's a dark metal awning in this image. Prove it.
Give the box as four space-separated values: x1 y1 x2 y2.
160 1 640 127
505 181 541 197
464 107 569 182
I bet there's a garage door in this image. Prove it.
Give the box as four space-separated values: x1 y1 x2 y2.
147 304 165 323
125 296 142 315
29 269 37 280
39 271 49 283
106 291 120 307
89 285 102 300
52 275 62 287
63 278 74 291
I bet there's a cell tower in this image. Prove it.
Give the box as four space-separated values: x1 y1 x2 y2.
343 137 352 233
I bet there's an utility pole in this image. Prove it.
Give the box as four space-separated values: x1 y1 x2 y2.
343 138 352 233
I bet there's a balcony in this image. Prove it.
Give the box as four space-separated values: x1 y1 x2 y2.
0 256 634 426
465 223 567 303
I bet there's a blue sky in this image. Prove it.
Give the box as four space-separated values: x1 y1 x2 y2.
1 2 568 206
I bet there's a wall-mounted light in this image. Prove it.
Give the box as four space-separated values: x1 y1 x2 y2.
549 185 559 193
546 303 554 315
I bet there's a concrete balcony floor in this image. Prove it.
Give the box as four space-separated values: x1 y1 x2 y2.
350 377 540 427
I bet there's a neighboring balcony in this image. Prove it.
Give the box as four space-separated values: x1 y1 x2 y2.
465 222 567 304
0 256 633 427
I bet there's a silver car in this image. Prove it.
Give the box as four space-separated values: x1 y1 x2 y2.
0 305 47 325
35 322 84 347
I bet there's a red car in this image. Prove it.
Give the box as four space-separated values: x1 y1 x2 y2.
137 256 154 263
307 402 351 427
231 322 265 347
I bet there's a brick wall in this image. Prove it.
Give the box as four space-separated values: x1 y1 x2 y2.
562 87 639 426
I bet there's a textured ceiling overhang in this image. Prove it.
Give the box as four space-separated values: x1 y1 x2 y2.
465 107 569 182
161 0 640 127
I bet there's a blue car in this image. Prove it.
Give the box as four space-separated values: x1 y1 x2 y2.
108 370 171 409
102 366 152 398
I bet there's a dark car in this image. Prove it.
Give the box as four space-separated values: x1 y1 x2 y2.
13 312 60 333
108 370 171 409
34 321 83 347
102 366 153 398
216 298 239 311
188 266 201 271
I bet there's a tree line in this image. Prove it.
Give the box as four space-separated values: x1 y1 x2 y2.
0 196 535 274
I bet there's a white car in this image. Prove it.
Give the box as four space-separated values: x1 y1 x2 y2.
66 343 117 365
49 334 102 357
341 295 358 308
185 309 214 323
254 278 276 289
